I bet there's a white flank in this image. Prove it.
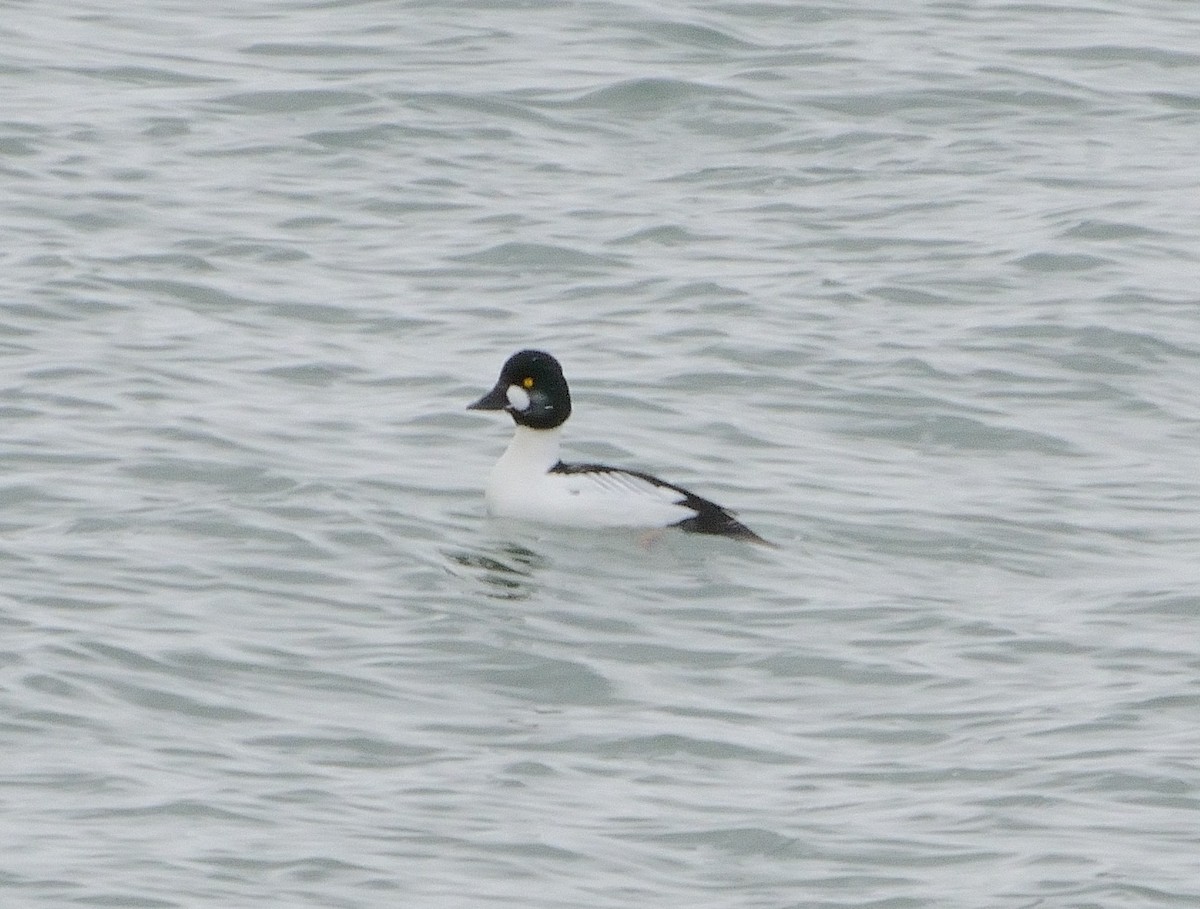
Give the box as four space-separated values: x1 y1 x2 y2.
484 426 695 529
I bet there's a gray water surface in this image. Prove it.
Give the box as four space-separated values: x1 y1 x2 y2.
3 2 1199 907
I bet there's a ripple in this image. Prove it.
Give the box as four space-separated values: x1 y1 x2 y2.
568 76 760 113
1014 251 1113 272
212 89 376 113
453 242 626 273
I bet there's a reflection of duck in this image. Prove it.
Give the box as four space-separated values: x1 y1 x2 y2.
469 350 773 546
446 543 544 601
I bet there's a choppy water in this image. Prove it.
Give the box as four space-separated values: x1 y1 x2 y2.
4 1 1200 906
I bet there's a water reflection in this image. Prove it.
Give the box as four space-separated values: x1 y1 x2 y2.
444 541 547 601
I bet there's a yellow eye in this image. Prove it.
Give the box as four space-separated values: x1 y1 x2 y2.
522 377 534 389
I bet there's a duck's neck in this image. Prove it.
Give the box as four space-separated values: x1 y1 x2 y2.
497 425 563 475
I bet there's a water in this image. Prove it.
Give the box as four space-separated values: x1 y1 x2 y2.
3 1 1199 906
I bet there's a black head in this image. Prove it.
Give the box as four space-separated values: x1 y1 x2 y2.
467 349 572 430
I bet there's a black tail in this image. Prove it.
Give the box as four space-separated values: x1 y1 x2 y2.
673 503 778 548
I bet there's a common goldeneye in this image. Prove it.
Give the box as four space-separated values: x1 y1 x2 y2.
468 350 774 545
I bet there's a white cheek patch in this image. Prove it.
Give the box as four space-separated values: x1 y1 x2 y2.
506 384 531 411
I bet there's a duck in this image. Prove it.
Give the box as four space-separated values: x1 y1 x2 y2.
468 350 774 546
